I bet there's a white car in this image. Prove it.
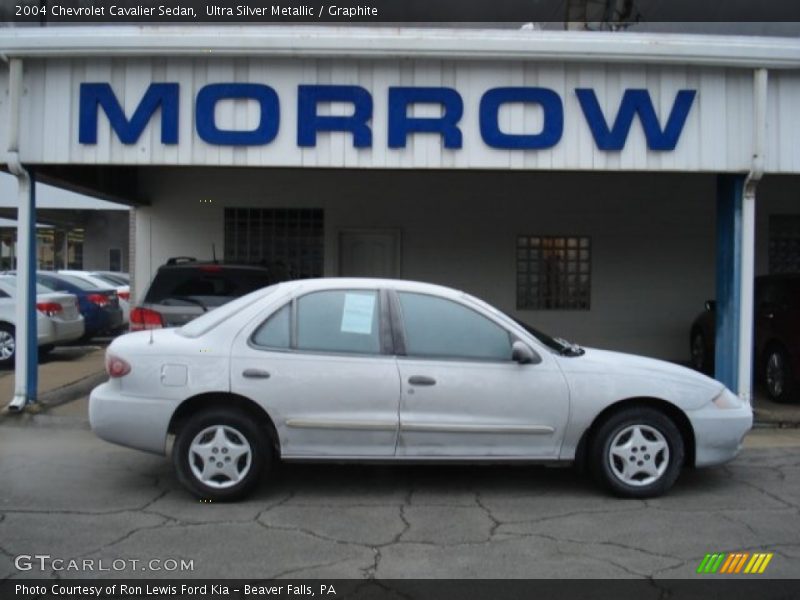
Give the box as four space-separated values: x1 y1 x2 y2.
0 276 85 366
58 270 130 328
90 278 752 501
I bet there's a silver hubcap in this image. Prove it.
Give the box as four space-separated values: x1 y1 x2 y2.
189 425 252 489
766 352 784 398
0 331 15 360
608 424 669 487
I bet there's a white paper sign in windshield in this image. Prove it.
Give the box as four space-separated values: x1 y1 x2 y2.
340 292 376 335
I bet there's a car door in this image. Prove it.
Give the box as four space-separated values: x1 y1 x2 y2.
230 288 401 458
392 290 570 459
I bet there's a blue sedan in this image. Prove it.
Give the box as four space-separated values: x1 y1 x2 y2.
32 272 123 339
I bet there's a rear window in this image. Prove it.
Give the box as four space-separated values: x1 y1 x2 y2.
145 266 274 307
48 273 104 291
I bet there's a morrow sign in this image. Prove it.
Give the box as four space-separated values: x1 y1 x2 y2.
78 83 697 151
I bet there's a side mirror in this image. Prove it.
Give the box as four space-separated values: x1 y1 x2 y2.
512 340 540 365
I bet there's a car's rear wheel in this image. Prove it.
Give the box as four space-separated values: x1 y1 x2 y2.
763 346 796 404
590 407 684 498
0 323 16 367
173 408 269 501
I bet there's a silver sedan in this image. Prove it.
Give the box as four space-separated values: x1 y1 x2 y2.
89 278 752 501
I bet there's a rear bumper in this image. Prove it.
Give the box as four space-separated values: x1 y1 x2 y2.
688 402 753 467
89 381 176 455
48 317 85 345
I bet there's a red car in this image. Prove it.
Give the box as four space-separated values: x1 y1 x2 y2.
690 274 800 403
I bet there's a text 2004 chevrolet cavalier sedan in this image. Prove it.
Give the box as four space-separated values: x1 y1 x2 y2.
90 278 752 501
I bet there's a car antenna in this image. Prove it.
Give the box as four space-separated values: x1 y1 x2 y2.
212 243 218 264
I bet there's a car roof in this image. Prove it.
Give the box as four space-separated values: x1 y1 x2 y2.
278 277 465 299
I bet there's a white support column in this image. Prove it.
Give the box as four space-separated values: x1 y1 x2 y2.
6 57 37 411
737 68 768 404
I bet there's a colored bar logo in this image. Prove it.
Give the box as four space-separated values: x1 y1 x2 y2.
697 552 773 574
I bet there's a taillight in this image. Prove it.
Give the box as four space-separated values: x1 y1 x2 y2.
130 307 164 331
105 353 131 378
118 291 130 302
36 302 63 317
87 293 110 307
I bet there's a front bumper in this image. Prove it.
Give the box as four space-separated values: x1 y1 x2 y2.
689 402 753 467
89 381 176 455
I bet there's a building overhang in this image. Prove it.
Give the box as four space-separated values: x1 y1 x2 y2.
0 26 799 69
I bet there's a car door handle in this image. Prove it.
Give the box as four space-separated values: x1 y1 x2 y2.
408 375 436 386
242 368 271 379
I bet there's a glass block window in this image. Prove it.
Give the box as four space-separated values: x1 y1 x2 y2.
769 215 800 274
517 236 591 310
224 208 324 279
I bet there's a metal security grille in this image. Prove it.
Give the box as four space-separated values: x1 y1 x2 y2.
517 235 591 310
224 208 324 278
769 215 800 274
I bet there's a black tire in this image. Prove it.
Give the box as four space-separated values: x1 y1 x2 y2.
0 323 16 367
590 407 684 499
763 346 797 404
173 408 270 501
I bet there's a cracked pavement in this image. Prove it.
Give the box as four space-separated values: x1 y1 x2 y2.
1 422 799 580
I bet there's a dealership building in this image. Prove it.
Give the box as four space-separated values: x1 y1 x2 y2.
1 26 799 407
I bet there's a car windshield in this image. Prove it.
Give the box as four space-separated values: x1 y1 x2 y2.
177 284 282 338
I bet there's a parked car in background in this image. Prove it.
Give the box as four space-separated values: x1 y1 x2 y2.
131 259 279 331
690 274 800 403
0 275 84 366
91 278 752 501
93 271 130 286
17 272 124 340
59 270 131 328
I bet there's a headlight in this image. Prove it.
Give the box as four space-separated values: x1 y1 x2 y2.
712 388 745 409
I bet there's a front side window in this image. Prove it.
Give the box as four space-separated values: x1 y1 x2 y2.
397 292 512 361
296 290 381 355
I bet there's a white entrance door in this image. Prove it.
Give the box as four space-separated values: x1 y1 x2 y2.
339 229 401 278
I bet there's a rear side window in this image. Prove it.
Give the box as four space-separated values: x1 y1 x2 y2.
296 290 380 355
397 292 512 361
145 267 274 305
251 304 291 349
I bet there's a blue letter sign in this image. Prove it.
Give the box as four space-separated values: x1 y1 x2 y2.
479 87 563 149
79 83 179 145
196 83 280 146
388 87 463 149
576 88 696 151
297 85 373 148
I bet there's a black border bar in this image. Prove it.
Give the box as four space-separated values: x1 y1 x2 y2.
4 0 800 24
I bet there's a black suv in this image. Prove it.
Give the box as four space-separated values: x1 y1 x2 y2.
131 259 287 330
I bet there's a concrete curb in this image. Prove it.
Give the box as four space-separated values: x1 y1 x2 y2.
0 370 106 425
38 370 107 408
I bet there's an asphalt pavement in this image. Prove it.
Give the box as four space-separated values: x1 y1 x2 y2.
1 408 799 580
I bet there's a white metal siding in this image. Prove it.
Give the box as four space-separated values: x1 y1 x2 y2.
7 57 800 173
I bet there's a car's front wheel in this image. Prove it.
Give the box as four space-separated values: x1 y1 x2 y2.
763 346 796 404
173 408 270 501
590 407 684 498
